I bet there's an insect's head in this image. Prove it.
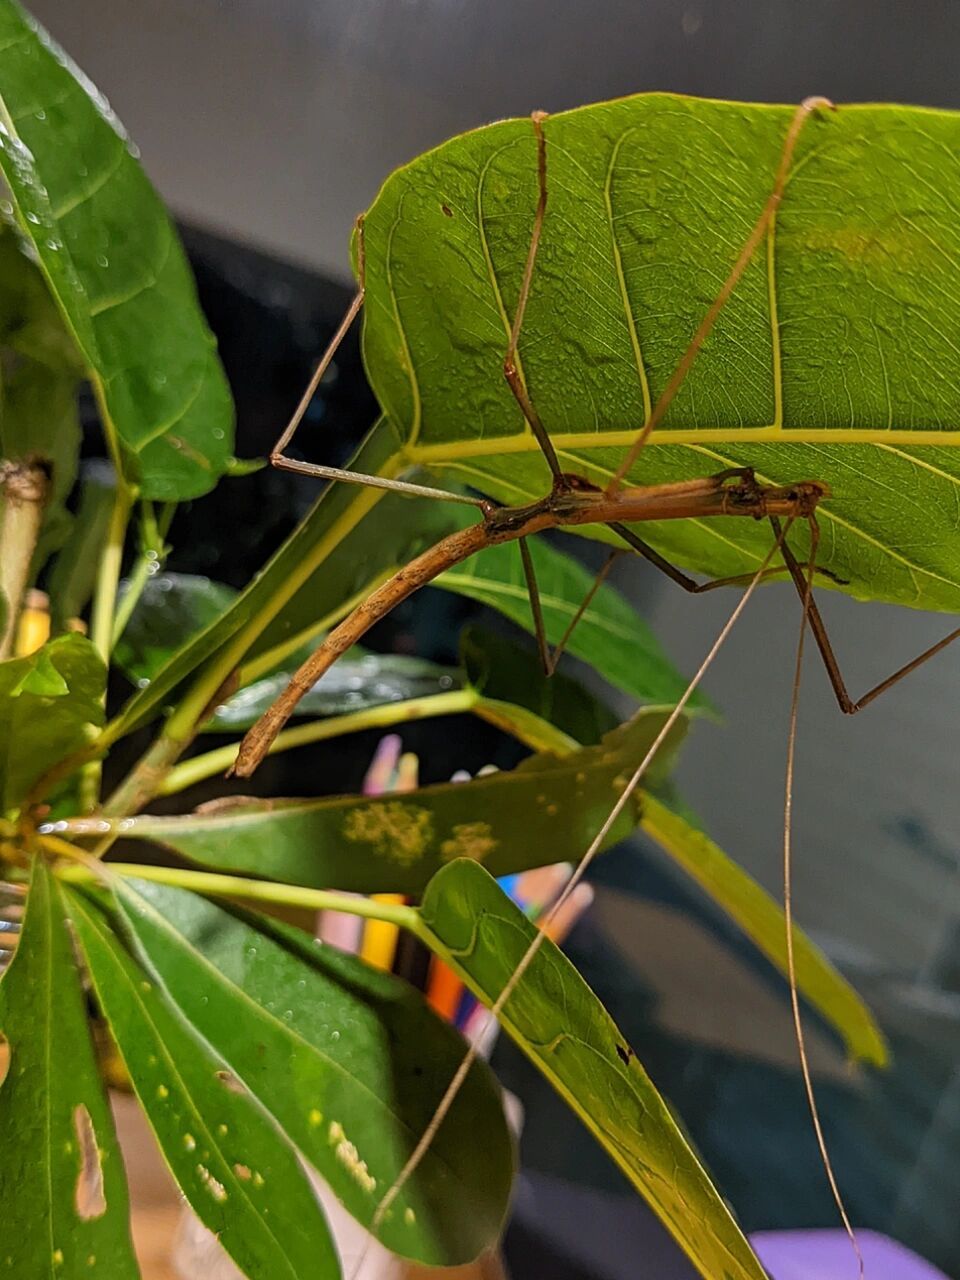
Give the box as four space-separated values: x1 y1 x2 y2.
783 480 830 513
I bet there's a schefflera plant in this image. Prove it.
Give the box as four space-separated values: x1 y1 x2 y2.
0 4 885 1279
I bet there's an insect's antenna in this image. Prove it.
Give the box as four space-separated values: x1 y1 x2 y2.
270 214 367 466
782 513 865 1280
606 96 834 496
345 520 792 1280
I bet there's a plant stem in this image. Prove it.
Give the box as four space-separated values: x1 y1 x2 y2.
88 483 134 664
79 482 134 812
110 500 174 647
0 460 48 660
159 688 478 795
52 853 424 933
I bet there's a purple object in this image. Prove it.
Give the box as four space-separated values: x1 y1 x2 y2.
750 1230 950 1280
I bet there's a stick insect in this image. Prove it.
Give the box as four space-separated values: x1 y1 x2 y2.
230 96 960 1272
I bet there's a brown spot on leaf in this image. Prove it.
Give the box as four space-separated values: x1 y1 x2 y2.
73 1105 107 1220
215 1069 246 1095
615 1044 633 1066
441 203 453 217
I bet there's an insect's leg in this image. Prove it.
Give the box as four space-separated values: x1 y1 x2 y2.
607 522 777 592
771 515 960 714
272 215 485 510
606 97 834 495
519 536 623 675
780 520 865 1278
502 112 565 483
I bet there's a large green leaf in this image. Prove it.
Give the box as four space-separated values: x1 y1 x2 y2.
110 879 513 1265
101 710 687 892
0 0 233 499
436 535 707 709
418 858 767 1280
64 885 340 1280
639 793 886 1066
357 97 960 612
0 633 104 809
0 861 140 1279
0 226 83 571
460 625 619 746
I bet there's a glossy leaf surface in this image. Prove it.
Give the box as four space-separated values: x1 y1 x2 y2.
0 0 233 498
106 711 687 893
65 886 339 1280
359 97 960 611
0 633 104 808
0 862 139 1279
437 535 705 708
419 858 768 1280
111 879 514 1264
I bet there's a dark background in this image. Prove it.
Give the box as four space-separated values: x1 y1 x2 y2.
32 2 960 1276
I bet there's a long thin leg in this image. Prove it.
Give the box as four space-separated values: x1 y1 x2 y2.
781 523 865 1278
271 215 486 511
502 112 565 483
771 515 960 714
607 520 847 594
519 537 623 674
606 97 834 495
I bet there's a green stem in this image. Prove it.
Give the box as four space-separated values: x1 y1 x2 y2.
54 859 424 933
80 482 134 812
88 484 134 664
159 688 479 795
110 500 175 647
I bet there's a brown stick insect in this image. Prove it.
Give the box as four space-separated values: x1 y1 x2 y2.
229 97 960 1273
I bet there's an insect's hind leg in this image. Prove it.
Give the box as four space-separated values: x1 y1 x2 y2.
502 112 565 484
771 514 960 714
609 521 797 593
519 536 625 675
271 216 486 511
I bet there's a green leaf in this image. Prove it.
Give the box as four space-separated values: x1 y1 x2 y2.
0 861 140 1279
0 633 104 809
110 879 513 1265
418 858 768 1280
107 425 465 740
0 226 83 571
109 710 687 893
112 568 464 729
63 884 340 1280
358 97 960 612
640 793 887 1066
462 624 619 744
114 573 238 688
0 0 233 499
437 535 708 709
207 648 462 732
